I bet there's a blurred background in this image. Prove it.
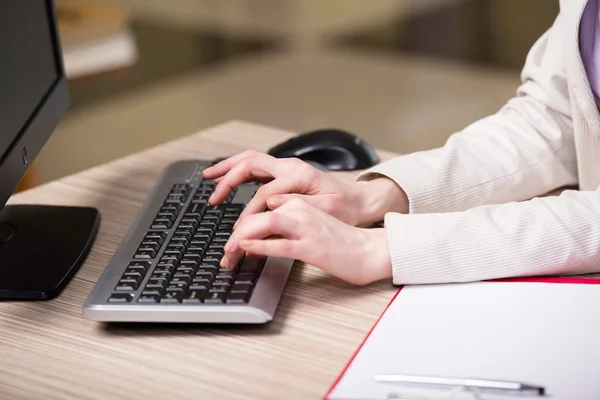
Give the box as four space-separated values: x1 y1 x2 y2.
26 0 559 187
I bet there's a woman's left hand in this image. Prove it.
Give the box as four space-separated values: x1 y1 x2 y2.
221 198 392 286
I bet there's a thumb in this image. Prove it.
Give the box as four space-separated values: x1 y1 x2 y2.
266 194 315 209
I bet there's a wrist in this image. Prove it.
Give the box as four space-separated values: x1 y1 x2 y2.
356 177 408 226
359 227 392 284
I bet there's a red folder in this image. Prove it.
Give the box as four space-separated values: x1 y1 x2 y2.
323 276 600 400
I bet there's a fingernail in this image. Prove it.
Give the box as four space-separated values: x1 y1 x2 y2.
220 256 228 268
267 196 283 207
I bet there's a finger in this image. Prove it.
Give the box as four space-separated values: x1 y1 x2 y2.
266 193 321 210
222 212 299 267
209 156 283 205
234 180 295 228
202 150 266 179
238 239 301 260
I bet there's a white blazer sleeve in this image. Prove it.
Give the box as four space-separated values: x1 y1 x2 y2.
384 187 600 284
354 12 600 284
358 12 578 214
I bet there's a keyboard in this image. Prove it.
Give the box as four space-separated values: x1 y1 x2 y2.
83 159 294 323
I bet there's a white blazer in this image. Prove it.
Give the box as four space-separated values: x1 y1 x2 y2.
359 0 600 284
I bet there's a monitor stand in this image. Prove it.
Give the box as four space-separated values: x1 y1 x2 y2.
0 204 100 300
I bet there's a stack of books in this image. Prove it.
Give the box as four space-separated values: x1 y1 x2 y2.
56 0 138 80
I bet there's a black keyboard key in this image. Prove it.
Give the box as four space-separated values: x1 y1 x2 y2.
180 260 199 269
192 235 210 244
167 242 187 250
203 257 221 265
205 291 227 304
141 240 162 248
239 257 266 273
235 273 257 284
227 292 250 304
145 232 166 241
115 280 139 291
217 269 236 279
185 203 205 217
108 293 133 303
123 271 144 280
171 276 192 285
157 259 179 268
134 249 156 259
199 221 217 230
183 290 207 303
161 291 184 303
196 270 216 280
163 249 184 258
199 260 220 269
138 294 159 303
142 289 163 297
154 265 175 273
167 283 188 291
214 231 231 239
208 243 225 252
157 212 176 220
172 183 191 191
187 245 207 254
173 231 192 240
203 215 220 223
151 219 172 229
192 276 212 284
147 279 168 288
231 283 253 292
160 254 180 263
190 283 210 291
205 208 223 217
170 189 188 196
195 229 213 237
151 272 172 281
160 205 180 213
213 281 232 290
177 223 196 231
205 251 225 259
126 261 150 272
183 253 203 261
138 245 160 253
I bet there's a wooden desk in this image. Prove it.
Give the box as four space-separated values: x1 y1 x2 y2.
0 120 400 400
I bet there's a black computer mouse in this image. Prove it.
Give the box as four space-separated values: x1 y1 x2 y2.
267 128 379 171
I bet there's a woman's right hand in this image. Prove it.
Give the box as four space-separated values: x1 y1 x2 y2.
201 150 407 226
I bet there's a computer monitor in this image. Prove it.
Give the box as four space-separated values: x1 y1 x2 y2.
0 0 100 300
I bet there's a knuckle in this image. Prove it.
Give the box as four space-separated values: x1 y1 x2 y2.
243 149 259 158
279 240 294 253
255 184 270 198
264 211 279 226
287 198 306 208
237 157 252 169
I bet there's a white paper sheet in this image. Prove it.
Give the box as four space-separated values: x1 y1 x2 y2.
326 280 600 400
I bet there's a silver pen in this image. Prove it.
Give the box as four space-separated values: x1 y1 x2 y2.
374 374 545 396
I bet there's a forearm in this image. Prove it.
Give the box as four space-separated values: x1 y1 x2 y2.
383 188 600 285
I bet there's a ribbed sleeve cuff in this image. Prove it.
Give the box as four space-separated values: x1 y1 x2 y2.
357 149 448 214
